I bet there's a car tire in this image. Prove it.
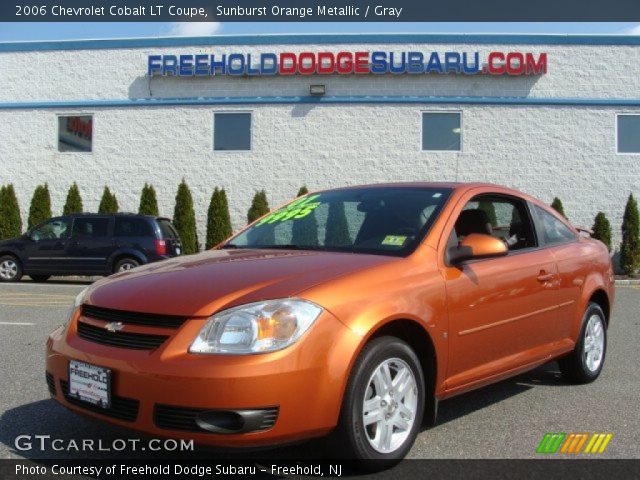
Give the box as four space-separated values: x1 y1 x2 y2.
29 275 51 282
558 302 607 384
114 258 140 273
0 255 23 282
332 336 425 468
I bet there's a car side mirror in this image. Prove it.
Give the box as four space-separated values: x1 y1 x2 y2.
449 233 508 265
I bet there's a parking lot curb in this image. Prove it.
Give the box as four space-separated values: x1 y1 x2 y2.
615 279 640 285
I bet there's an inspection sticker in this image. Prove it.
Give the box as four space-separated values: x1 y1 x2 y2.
382 235 407 246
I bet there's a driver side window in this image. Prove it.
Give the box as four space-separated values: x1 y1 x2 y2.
30 218 70 241
455 195 537 251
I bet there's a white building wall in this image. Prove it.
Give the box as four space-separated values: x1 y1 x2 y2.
0 38 638 254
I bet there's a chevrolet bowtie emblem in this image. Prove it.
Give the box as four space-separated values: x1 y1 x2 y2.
104 321 124 332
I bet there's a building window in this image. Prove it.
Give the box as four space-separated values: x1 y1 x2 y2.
58 115 93 152
617 114 640 154
422 112 461 152
214 112 251 151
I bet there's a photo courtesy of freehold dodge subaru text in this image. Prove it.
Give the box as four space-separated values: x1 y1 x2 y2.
0 1 640 479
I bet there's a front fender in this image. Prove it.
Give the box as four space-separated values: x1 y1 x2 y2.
0 245 24 262
299 257 449 397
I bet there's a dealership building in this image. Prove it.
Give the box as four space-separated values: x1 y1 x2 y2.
1 33 639 252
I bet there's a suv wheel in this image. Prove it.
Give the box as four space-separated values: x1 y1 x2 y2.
334 336 425 467
114 258 140 273
0 255 23 282
558 302 607 384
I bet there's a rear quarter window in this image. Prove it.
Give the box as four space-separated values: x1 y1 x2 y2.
534 205 577 245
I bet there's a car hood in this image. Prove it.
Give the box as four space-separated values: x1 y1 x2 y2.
86 248 398 317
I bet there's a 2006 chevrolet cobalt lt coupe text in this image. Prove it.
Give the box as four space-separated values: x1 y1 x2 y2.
46 183 614 463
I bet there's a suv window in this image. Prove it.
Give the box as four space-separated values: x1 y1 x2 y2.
455 194 537 251
534 205 577 245
114 217 154 237
72 217 109 238
30 218 70 241
158 219 178 239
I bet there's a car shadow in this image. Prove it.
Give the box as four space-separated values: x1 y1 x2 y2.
433 362 564 428
0 362 567 477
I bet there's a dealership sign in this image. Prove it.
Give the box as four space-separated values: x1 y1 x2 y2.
147 51 547 77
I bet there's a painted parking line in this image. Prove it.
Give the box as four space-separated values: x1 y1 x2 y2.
0 293 76 307
0 282 91 288
0 322 36 326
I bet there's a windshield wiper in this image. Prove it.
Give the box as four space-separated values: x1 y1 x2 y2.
256 244 306 250
219 243 242 249
221 244 326 251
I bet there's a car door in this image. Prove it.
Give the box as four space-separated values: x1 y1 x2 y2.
531 204 584 341
440 192 560 393
65 216 114 274
23 217 72 274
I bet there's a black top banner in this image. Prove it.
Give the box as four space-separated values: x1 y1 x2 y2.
4 0 640 22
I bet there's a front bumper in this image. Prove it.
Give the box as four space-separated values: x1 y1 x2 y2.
45 309 360 447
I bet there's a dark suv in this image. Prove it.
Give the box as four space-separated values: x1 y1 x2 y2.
0 213 182 282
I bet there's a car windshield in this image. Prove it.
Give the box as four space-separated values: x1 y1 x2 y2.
226 187 452 256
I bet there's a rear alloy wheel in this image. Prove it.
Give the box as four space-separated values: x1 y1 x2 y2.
0 255 22 282
30 275 51 282
559 302 607 384
114 258 140 273
334 336 424 467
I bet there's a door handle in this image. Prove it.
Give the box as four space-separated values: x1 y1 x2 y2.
537 271 554 283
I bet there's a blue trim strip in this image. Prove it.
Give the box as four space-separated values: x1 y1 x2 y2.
1 34 640 52
2 95 640 109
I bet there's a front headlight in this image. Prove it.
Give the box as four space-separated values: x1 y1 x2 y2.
189 299 323 355
65 287 89 326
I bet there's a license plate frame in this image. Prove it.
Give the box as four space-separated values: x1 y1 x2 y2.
68 360 111 409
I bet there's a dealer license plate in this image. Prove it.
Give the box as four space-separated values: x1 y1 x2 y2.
176 247 181 255
68 360 111 409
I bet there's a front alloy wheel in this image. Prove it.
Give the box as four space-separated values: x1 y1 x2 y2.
334 336 425 466
0 256 22 282
362 358 419 453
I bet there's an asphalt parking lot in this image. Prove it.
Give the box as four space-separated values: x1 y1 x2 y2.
0 280 638 461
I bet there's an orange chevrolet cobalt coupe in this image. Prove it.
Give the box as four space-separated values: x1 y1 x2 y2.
46 183 614 462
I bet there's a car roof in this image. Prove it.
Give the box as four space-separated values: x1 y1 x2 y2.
316 181 510 193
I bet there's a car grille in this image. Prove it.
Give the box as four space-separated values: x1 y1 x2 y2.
82 304 188 329
153 404 278 433
77 321 169 350
45 371 56 395
60 380 139 422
